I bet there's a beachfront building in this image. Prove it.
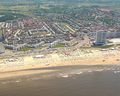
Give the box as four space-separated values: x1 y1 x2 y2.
94 30 106 45
49 39 62 48
4 44 27 51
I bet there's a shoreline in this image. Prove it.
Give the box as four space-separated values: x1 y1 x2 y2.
0 48 120 79
0 64 119 80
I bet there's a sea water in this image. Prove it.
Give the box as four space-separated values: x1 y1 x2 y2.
0 65 120 96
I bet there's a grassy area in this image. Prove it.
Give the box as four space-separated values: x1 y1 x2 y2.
53 43 65 48
80 46 91 49
36 46 46 50
0 12 26 22
19 47 33 51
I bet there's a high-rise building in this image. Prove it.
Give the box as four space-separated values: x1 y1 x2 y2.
94 31 106 45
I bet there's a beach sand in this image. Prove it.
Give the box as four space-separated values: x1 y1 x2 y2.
0 48 120 79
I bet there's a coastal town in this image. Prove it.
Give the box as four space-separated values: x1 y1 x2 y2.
0 6 120 72
1 0 120 96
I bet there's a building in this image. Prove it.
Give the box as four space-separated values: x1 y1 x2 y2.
94 31 106 45
49 39 62 48
27 41 45 48
0 42 5 54
4 44 26 51
106 31 120 38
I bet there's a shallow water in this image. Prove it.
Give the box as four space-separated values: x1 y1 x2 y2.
0 65 120 96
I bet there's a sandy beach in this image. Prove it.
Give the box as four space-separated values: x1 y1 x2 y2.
0 48 120 79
